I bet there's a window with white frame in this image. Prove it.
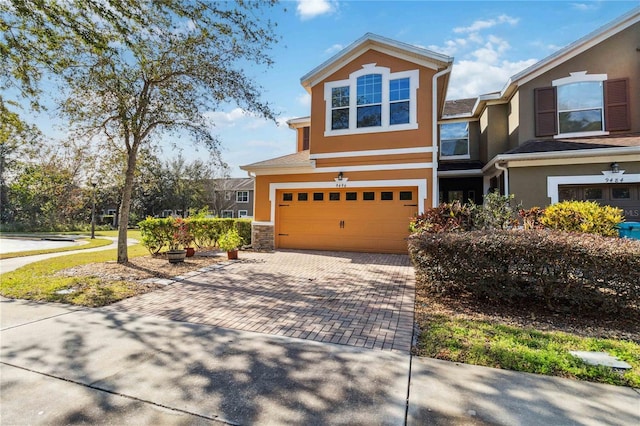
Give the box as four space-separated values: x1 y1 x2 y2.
439 122 469 159
236 191 249 203
238 210 248 218
221 210 234 218
324 64 419 136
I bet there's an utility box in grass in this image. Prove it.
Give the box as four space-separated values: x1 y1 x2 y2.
617 222 640 240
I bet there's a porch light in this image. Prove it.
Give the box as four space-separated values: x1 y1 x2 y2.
610 162 620 174
337 171 344 181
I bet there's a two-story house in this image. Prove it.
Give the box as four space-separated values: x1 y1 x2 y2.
243 7 640 253
242 34 453 253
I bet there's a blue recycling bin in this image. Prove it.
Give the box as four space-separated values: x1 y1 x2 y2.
617 222 640 240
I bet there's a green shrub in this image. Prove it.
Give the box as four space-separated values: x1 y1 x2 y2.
410 200 474 233
471 192 519 230
218 227 243 251
541 201 623 236
408 229 640 314
138 217 252 254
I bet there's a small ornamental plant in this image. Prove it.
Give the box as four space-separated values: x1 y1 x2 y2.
218 227 243 252
169 218 193 251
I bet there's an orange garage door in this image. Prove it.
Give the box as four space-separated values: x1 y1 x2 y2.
276 187 418 254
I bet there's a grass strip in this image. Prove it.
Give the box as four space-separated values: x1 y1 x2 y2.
0 237 113 260
0 244 150 307
417 315 640 388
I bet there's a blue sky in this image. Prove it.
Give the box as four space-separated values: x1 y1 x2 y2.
20 1 640 177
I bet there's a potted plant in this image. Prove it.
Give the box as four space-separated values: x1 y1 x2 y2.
218 227 243 260
167 218 193 263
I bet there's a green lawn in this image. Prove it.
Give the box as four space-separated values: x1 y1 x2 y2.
0 231 151 307
0 237 112 259
416 315 640 388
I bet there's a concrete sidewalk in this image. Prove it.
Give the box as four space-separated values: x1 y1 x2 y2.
1 298 639 425
0 237 136 274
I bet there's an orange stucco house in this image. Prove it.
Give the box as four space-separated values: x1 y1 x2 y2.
241 34 453 253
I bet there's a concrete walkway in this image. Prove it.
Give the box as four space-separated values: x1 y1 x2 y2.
2 298 638 425
0 237 134 273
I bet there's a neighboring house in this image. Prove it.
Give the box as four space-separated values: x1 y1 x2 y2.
208 178 254 218
439 7 640 221
242 7 640 253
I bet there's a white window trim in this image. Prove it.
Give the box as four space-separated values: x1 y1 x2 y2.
236 191 249 203
552 71 609 139
324 64 419 137
221 210 234 218
238 210 248 218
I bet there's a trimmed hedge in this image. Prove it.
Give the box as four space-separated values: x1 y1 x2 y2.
408 230 640 314
138 217 251 254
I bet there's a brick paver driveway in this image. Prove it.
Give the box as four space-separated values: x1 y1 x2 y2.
107 250 415 352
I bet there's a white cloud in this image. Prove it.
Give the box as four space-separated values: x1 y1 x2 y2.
571 3 598 11
453 14 519 34
296 0 336 20
296 92 311 108
324 43 344 55
447 58 537 100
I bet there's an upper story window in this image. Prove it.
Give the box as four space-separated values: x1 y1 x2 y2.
236 191 249 203
331 86 350 130
534 72 630 138
390 78 410 125
439 122 469 159
557 80 604 135
324 64 419 136
356 74 382 127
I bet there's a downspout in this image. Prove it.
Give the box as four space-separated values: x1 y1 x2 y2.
494 162 509 195
432 64 453 208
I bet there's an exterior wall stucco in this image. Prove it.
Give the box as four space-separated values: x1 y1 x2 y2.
510 159 640 208
516 22 640 144
309 49 437 154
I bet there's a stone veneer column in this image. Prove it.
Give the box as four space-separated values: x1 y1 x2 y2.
251 222 274 251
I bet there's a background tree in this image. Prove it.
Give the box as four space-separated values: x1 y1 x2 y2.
2 1 281 262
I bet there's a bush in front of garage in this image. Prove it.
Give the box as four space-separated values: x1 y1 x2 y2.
138 217 251 254
408 229 640 314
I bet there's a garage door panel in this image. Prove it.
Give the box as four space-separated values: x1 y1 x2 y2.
276 188 418 254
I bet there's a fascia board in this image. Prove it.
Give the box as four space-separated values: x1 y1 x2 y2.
468 7 640 118
482 146 640 172
301 33 453 90
286 116 311 128
491 8 640 103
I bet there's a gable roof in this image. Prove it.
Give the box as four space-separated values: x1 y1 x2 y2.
300 33 453 91
241 150 312 172
447 7 640 119
442 98 477 118
210 177 254 191
507 7 639 89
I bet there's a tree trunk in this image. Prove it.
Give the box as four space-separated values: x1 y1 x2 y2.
117 144 139 263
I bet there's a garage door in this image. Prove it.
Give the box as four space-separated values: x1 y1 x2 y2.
276 187 419 253
559 184 640 221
